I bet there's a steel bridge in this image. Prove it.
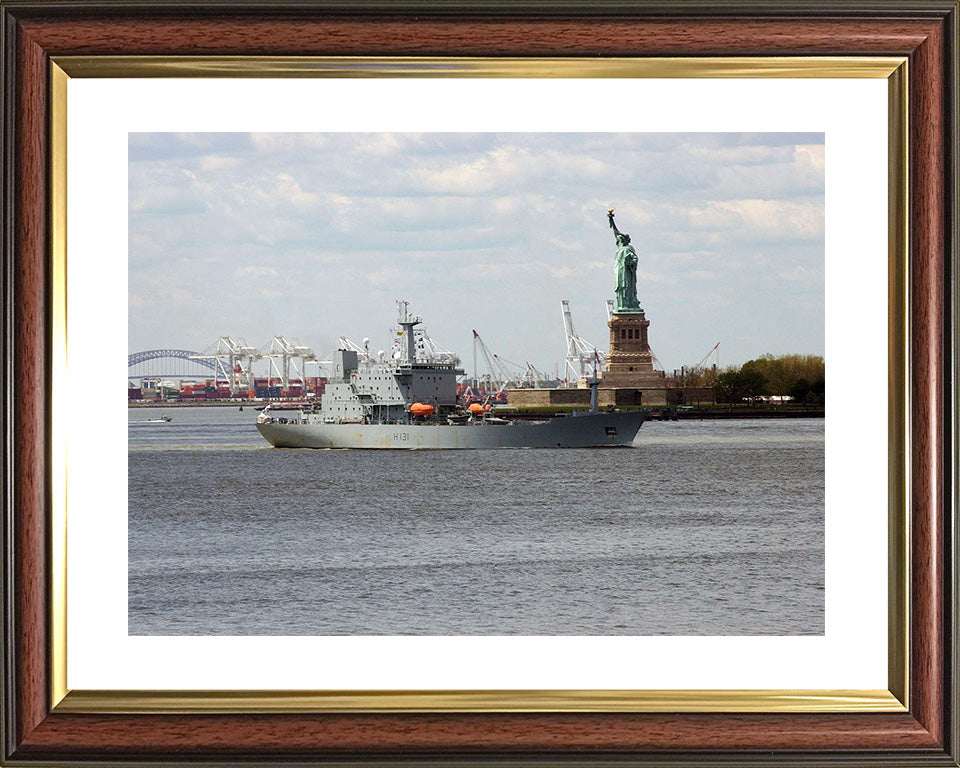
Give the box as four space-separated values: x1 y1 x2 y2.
128 349 216 381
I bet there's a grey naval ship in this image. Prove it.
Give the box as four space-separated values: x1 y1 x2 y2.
257 303 646 450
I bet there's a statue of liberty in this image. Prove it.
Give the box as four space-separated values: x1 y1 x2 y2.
608 209 642 312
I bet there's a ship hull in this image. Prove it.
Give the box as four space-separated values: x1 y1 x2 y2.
257 410 645 450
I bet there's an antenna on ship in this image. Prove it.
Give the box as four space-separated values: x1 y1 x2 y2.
588 350 600 413
396 299 422 365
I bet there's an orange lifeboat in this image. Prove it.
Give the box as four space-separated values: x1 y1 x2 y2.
467 403 484 413
410 402 435 416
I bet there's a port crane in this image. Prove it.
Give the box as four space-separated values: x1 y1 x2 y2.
492 354 548 388
561 300 606 382
262 336 318 391
469 329 528 396
677 342 721 383
190 336 262 395
523 361 548 387
472 329 511 391
695 341 721 370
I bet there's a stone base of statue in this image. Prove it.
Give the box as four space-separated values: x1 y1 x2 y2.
601 311 667 390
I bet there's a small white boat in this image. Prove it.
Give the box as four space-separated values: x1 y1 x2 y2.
145 415 172 423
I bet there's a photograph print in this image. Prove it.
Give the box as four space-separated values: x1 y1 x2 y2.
128 132 825 636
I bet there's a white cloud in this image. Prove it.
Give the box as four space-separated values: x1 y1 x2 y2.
636 268 676 286
273 173 318 207
236 265 278 277
364 267 403 286
356 133 405 156
200 155 242 171
688 198 824 239
688 143 790 166
249 133 326 152
780 264 823 282
415 156 501 195
795 144 825 175
129 181 206 216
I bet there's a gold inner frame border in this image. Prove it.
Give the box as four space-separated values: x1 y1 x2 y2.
48 55 909 714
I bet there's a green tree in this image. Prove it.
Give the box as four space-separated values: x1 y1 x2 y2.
715 355 824 405
715 367 766 403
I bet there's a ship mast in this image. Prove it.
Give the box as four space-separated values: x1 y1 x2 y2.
396 300 422 365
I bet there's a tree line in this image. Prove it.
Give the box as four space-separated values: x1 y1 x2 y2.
715 354 825 405
672 353 824 405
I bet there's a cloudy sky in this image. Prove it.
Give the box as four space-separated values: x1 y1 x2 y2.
129 132 824 376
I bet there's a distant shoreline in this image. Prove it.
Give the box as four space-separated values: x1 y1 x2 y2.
130 400 252 408
128 401 824 419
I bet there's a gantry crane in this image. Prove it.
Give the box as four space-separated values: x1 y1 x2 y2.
561 300 606 382
262 336 317 391
189 337 261 395
471 330 518 393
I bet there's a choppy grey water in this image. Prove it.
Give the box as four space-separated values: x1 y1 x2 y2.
128 407 824 636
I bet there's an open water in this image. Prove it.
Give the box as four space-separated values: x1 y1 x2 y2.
128 407 824 635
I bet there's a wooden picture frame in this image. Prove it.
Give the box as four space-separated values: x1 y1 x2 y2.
2 1 957 765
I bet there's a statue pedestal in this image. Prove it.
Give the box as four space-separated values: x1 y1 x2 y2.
602 311 665 388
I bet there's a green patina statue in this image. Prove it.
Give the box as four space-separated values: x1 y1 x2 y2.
608 209 643 313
